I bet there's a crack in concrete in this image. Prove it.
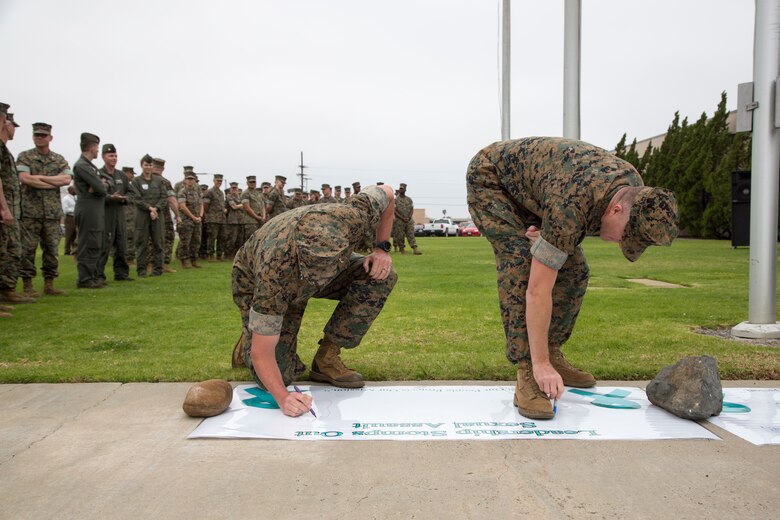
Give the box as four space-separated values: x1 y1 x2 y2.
0 383 124 466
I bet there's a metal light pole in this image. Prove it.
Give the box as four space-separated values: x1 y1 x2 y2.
732 0 780 339
563 0 581 140
501 0 511 141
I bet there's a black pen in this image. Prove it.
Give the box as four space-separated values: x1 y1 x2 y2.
293 385 317 418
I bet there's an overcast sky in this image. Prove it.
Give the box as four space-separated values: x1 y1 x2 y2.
0 0 755 218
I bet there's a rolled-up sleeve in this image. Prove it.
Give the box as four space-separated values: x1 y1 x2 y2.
530 236 569 270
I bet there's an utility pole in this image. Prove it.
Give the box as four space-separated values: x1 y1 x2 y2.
732 0 780 339
297 151 309 192
563 0 581 139
501 0 511 140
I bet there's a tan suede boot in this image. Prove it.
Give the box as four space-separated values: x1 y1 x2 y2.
0 290 35 304
549 347 596 388
44 278 64 295
191 259 202 268
310 339 365 388
0 310 11 318
231 331 246 368
513 359 554 420
163 264 177 273
399 246 406 255
180 259 192 269
22 278 40 298
0 304 13 312
413 247 422 255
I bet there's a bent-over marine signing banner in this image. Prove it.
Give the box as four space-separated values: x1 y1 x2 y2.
188 385 718 441
706 388 780 445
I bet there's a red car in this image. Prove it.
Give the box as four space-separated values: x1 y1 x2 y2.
460 222 481 237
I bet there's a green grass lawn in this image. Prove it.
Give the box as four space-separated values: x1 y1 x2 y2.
1 237 779 382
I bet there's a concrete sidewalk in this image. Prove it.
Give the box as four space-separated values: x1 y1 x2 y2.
1 381 778 520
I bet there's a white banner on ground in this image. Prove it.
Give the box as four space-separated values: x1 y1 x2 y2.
189 385 718 441
706 388 780 445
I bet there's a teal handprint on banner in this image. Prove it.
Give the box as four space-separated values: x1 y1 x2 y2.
568 388 641 409
721 393 751 413
242 387 280 409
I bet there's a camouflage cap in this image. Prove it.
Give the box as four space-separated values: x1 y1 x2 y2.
200 184 208 189
275 175 287 182
32 122 52 135
81 132 100 145
344 187 351 193
213 174 224 180
321 183 331 190
352 182 361 189
229 181 238 187
152 157 165 167
246 175 257 182
261 181 271 188
183 165 194 173
101 143 116 154
6 113 19 127
334 185 342 190
620 187 679 262
185 173 197 180
399 183 407 189
376 182 384 186
121 166 135 173
0 102 9 115
310 189 320 195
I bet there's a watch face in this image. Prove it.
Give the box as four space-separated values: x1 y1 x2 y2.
376 241 391 252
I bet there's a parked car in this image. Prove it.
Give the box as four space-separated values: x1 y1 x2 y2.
414 223 426 237
459 222 481 237
423 217 458 236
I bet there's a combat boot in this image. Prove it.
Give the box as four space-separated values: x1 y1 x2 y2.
514 359 554 420
549 347 596 388
163 264 177 273
0 310 11 318
44 278 64 295
0 304 13 312
309 338 365 388
0 290 35 304
191 258 202 268
22 278 40 298
413 246 422 255
399 246 406 255
181 259 192 269
231 332 246 368
207 255 217 263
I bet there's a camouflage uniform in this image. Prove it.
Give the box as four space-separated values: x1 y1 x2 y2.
176 186 202 261
241 188 265 236
265 186 287 220
467 137 670 364
0 141 21 292
393 193 417 250
287 196 307 209
225 191 245 256
147 174 176 265
131 174 165 276
232 186 396 388
16 148 70 280
320 195 338 204
203 186 227 258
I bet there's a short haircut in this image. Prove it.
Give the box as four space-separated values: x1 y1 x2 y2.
611 186 643 209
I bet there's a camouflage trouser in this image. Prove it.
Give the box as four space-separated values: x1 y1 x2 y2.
136 211 164 276
466 151 589 364
232 253 397 389
20 218 61 280
393 219 416 249
163 212 175 264
63 215 76 255
205 222 225 257
224 224 244 257
125 211 135 260
175 219 201 260
0 218 22 290
243 222 260 239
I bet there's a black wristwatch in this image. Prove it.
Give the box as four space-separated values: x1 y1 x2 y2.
374 240 391 252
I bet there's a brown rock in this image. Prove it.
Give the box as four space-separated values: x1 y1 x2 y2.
183 379 233 417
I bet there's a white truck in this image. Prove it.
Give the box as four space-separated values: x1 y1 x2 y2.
423 217 459 237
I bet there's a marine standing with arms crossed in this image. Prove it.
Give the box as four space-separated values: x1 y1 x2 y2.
72 133 107 289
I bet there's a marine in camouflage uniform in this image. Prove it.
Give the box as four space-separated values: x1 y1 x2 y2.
393 182 421 255
232 185 397 417
0 106 35 308
286 188 307 209
122 167 136 262
203 174 227 260
241 176 265 236
466 137 679 420
175 173 202 268
16 122 72 296
320 184 337 204
264 175 288 220
225 182 245 257
150 157 179 272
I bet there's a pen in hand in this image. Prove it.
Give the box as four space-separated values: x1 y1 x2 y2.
293 385 317 418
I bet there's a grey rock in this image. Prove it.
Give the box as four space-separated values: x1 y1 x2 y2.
646 356 723 420
183 379 233 417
